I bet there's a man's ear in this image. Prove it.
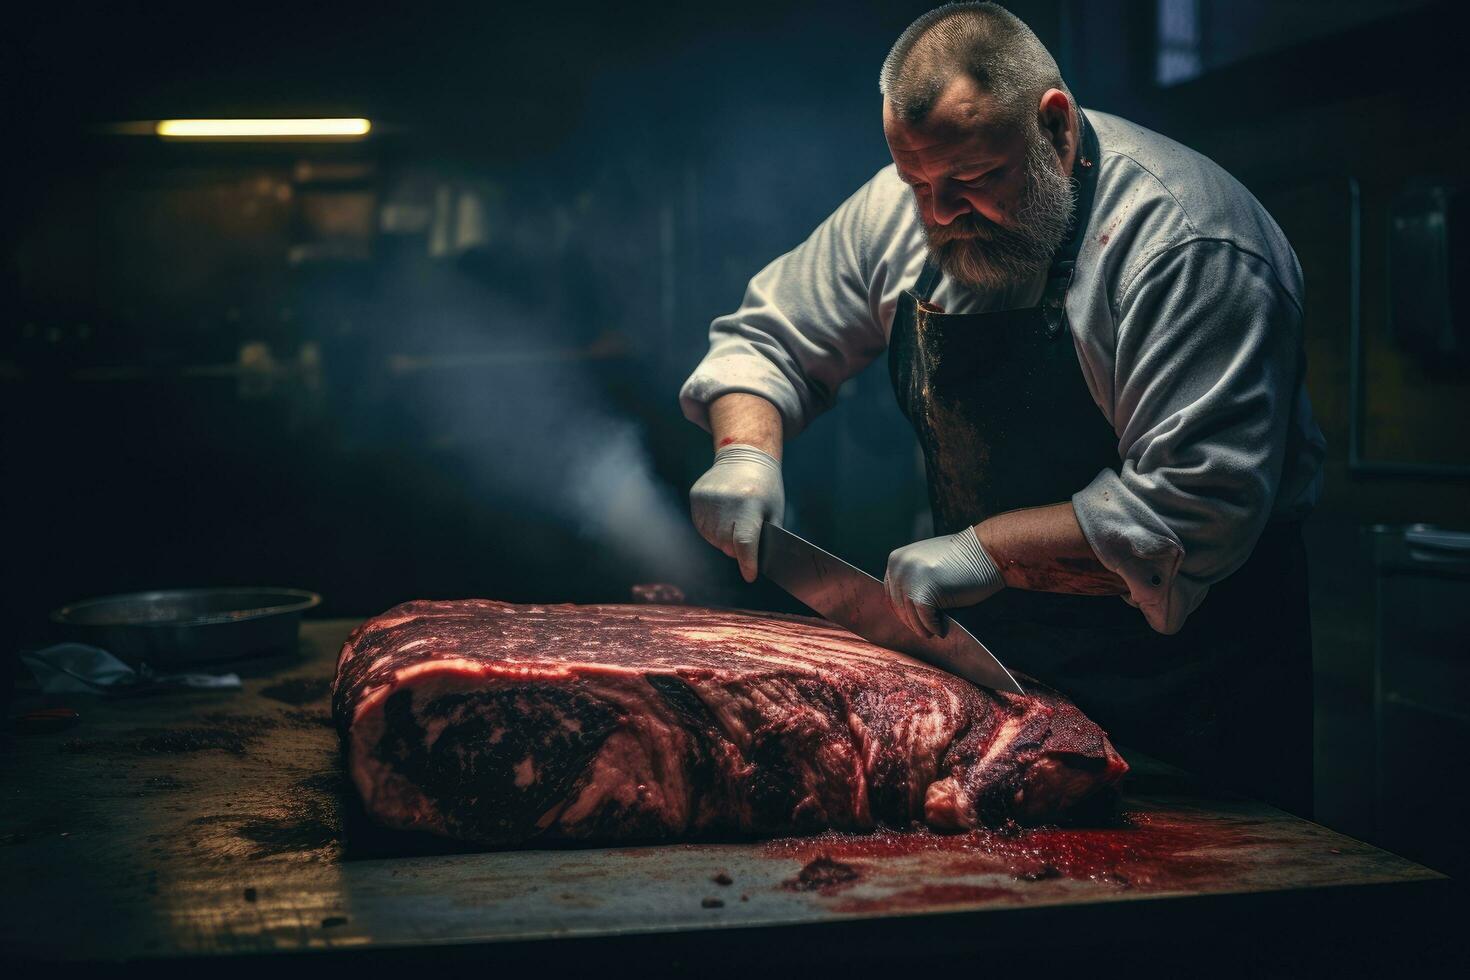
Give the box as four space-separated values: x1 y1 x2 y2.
1037 88 1075 160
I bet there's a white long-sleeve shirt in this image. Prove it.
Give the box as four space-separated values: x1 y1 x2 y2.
679 109 1326 634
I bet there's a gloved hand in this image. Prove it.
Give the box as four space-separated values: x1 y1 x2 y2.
689 444 784 583
884 528 1005 638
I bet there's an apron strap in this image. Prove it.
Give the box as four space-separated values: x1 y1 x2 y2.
915 260 944 301
1042 109 1102 337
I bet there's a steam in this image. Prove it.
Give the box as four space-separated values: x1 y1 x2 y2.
570 417 707 588
359 245 713 599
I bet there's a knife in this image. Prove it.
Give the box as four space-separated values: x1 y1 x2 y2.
758 522 1025 695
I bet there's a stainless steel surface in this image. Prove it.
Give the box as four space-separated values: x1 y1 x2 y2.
50 587 321 666
1402 522 1470 558
759 523 1024 695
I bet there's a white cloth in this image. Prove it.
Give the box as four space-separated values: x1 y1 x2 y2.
20 643 241 694
679 110 1326 634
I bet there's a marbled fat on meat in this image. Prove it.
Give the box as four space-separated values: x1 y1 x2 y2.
333 600 1128 845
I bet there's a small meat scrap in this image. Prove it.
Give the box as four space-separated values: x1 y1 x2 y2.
783 856 862 893
711 872 734 886
630 583 686 604
334 600 1127 846
260 677 331 705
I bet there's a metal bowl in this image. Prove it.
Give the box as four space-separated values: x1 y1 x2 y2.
50 587 322 666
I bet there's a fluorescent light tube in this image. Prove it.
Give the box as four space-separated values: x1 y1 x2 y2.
155 118 371 139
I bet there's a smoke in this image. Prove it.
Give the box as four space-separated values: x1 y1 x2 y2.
569 416 707 588
354 215 714 600
335 12 912 605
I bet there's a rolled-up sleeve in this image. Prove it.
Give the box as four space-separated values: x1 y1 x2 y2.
679 181 891 437
1072 239 1302 634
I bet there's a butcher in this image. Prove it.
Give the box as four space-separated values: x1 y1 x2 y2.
680 2 1325 815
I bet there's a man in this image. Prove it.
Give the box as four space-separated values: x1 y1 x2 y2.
680 3 1325 816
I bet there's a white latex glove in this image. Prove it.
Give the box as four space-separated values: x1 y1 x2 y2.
884 528 1005 638
689 444 784 583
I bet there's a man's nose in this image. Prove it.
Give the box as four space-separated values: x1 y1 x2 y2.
929 188 972 226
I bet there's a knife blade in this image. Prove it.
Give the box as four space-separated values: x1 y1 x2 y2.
758 522 1025 695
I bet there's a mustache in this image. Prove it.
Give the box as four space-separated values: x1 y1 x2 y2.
925 213 1004 245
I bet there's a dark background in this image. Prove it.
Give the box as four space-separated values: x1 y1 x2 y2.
4 0 1468 878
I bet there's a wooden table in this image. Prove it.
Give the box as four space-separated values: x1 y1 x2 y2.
1 619 1452 972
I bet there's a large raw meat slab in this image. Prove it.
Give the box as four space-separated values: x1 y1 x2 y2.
333 600 1128 845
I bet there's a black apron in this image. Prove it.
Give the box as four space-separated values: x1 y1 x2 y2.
888 113 1313 816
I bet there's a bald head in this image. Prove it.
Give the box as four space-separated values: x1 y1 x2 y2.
880 2 1068 129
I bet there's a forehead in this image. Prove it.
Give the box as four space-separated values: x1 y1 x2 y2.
883 74 1022 167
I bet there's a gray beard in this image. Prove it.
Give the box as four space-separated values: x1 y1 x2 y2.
921 129 1077 294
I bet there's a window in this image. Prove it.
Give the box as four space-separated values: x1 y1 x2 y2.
1156 0 1202 86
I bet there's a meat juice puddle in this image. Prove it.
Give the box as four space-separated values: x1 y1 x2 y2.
763 811 1288 907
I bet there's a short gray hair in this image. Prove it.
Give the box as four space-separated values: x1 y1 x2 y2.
879 2 1070 127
